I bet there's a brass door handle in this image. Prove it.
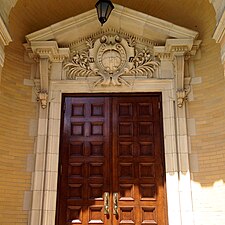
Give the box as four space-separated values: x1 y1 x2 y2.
104 192 110 215
113 192 118 215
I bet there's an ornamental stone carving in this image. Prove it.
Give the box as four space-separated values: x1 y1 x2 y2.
64 34 160 86
24 41 69 109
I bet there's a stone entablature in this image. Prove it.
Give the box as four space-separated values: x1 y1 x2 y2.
26 33 201 108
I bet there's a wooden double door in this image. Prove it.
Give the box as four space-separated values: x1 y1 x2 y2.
57 94 167 225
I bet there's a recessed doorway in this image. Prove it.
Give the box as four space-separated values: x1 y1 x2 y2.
56 93 167 225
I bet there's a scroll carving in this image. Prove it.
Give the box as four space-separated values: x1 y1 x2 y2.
64 34 160 86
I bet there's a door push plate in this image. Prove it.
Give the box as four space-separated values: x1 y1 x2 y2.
104 192 110 215
113 192 118 215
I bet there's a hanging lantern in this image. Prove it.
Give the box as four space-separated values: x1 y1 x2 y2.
95 0 114 25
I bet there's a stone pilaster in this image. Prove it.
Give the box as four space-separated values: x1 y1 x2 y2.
155 38 201 225
24 41 69 225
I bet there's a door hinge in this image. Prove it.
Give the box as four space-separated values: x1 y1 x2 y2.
158 102 161 110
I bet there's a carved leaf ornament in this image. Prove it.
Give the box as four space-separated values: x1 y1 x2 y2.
130 48 160 77
64 51 95 79
64 35 160 86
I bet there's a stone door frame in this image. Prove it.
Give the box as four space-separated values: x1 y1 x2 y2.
30 77 194 225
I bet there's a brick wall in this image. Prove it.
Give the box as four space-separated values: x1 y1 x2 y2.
187 3 225 224
0 41 36 225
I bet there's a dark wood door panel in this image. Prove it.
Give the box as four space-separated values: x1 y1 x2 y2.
112 96 165 225
57 94 166 225
58 97 111 225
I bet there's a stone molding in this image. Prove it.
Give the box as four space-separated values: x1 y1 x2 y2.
213 9 225 43
213 9 225 75
0 16 12 68
209 0 225 23
0 0 17 26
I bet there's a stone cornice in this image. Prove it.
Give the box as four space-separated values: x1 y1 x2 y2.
28 41 70 62
154 39 201 58
165 39 194 53
209 0 225 23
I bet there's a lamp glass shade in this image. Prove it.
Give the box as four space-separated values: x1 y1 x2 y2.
95 0 114 25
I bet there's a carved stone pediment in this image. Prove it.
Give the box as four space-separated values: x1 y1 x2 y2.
25 4 201 106
64 33 160 86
